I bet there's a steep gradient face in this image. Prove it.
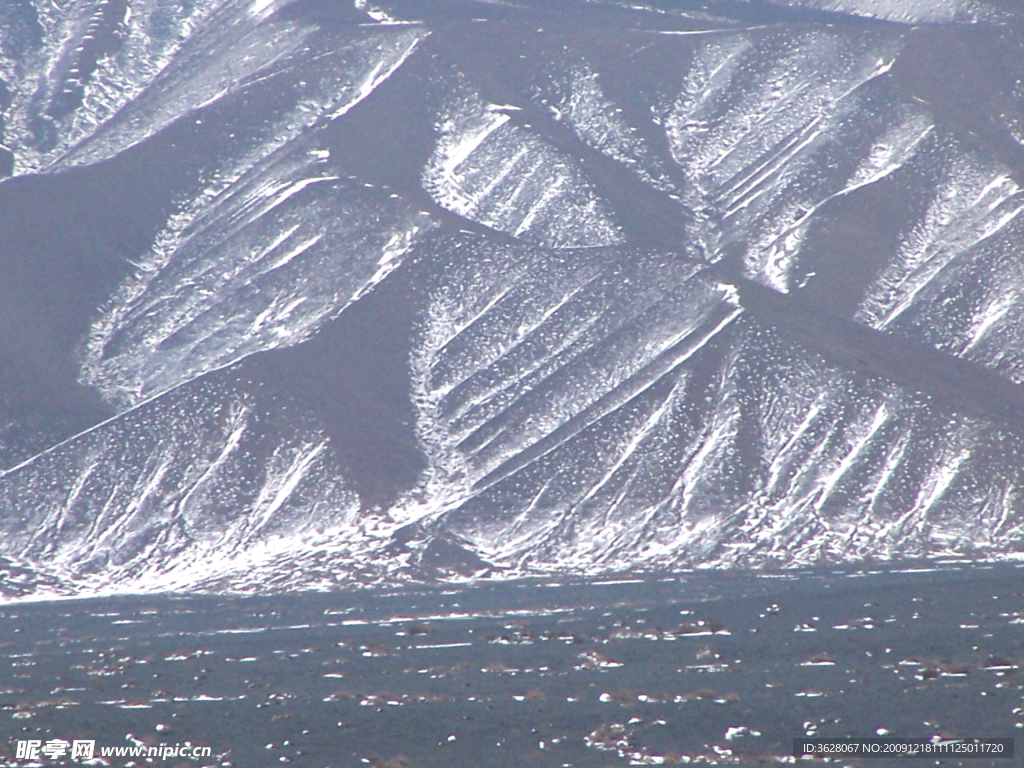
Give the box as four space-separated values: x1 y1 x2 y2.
1 0 1023 598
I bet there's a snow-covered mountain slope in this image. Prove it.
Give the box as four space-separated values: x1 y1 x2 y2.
398 239 1024 575
0 372 359 595
80 142 433 409
0 0 404 175
2 0 1024 598
754 0 1001 25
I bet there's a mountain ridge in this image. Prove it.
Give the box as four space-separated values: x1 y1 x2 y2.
1 0 1023 599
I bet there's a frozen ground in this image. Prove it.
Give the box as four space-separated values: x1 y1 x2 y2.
1 564 1023 767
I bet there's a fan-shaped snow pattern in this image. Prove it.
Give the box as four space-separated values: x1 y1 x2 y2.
662 30 908 289
423 88 624 248
1 0 238 174
535 56 676 193
81 145 432 409
408 246 1024 573
856 144 1024 381
0 0 426 175
63 25 427 171
0 376 360 595
2 0 1024 598
412 242 737 494
757 0 998 24
65 25 432 408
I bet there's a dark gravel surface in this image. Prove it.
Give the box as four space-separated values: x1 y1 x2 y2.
2 564 1022 767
